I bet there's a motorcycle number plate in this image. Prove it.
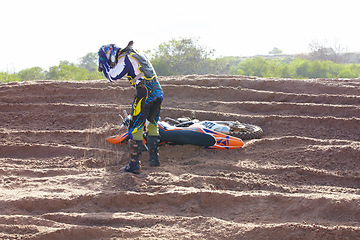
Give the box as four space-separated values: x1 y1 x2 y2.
201 121 216 129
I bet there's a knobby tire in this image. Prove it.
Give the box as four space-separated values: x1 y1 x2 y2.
230 123 263 140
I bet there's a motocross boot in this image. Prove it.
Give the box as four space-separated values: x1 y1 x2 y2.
123 139 142 174
147 135 160 167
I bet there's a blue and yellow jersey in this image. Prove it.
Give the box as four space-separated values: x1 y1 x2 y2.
99 48 163 104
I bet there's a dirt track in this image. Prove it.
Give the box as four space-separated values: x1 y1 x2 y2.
0 75 359 239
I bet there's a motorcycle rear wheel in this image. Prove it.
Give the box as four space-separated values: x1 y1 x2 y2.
230 123 263 140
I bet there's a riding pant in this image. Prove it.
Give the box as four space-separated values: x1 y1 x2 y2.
129 79 163 140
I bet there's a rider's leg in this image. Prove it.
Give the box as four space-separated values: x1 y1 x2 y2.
123 138 142 173
146 98 162 167
123 88 146 174
147 123 160 167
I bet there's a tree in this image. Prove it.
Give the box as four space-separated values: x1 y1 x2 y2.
150 37 215 75
150 58 172 76
237 57 270 77
337 64 360 78
78 52 98 72
308 40 348 63
45 61 103 80
18 67 45 80
0 72 20 82
291 58 310 78
210 56 242 75
269 47 282 55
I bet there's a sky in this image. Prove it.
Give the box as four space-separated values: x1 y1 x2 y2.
0 0 359 72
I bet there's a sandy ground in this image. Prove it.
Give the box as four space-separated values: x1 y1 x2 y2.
0 75 359 239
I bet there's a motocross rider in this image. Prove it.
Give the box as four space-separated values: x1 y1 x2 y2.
98 41 163 174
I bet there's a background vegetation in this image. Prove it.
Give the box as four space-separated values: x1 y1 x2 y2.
1 37 360 82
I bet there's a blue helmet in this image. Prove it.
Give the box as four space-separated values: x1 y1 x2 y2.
98 44 120 68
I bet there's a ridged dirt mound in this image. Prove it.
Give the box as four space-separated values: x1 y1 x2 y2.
0 75 359 239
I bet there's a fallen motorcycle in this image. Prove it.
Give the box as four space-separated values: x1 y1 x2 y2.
106 111 263 150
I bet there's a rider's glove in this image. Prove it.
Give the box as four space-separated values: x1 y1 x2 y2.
98 48 110 70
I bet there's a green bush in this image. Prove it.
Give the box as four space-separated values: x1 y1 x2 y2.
18 67 45 80
0 72 21 82
232 57 360 79
48 62 103 81
1 58 104 83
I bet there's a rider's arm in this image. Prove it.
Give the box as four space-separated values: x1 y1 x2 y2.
102 55 132 82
